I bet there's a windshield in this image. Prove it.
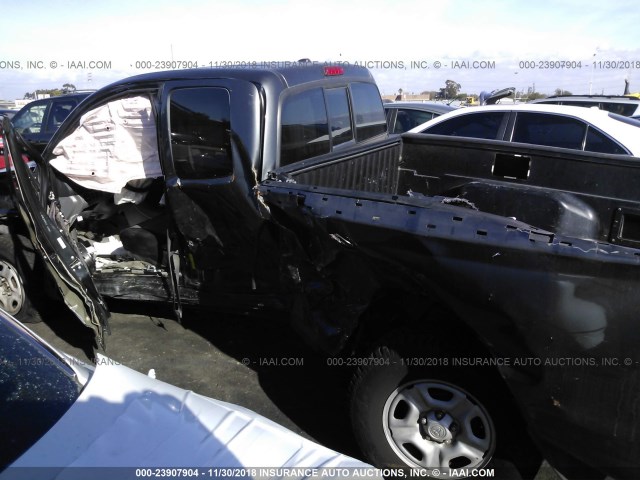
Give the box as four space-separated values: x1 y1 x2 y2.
0 314 83 468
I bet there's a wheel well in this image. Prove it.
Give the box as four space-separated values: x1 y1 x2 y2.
348 290 542 477
348 288 492 358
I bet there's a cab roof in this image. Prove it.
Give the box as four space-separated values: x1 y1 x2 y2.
101 64 375 91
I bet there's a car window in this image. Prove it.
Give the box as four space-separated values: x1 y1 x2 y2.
384 107 394 124
325 87 353 147
350 83 387 141
45 99 78 133
169 87 232 179
512 112 586 150
0 318 81 466
279 83 387 166
584 127 628 154
425 111 505 139
280 88 330 166
562 101 599 108
600 102 637 117
545 99 639 117
395 109 436 133
12 102 46 134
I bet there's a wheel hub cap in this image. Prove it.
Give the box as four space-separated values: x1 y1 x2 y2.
382 380 495 470
0 260 25 315
421 411 455 443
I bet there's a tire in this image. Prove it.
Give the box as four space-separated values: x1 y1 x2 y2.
350 329 541 479
0 234 43 323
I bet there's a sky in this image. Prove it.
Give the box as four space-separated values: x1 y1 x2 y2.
1 0 639 101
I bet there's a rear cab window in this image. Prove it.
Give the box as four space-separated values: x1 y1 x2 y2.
280 88 330 166
279 81 386 167
350 83 387 141
325 87 353 147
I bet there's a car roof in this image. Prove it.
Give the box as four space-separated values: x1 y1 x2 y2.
531 95 640 115
14 92 93 109
408 103 640 154
384 101 456 114
101 65 375 92
411 103 621 123
534 94 640 103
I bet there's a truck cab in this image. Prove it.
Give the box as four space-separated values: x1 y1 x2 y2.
2 64 389 347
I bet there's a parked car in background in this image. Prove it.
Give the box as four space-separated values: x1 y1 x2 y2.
530 94 640 117
409 103 640 155
10 92 93 153
0 309 371 474
384 101 456 133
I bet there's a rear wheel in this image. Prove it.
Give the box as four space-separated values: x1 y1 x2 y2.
0 234 43 323
350 329 541 479
382 378 494 471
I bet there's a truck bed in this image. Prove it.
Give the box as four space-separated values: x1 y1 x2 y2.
262 134 640 477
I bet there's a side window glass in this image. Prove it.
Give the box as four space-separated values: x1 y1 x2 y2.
513 113 586 150
404 109 435 130
325 87 353 147
13 103 46 134
585 127 628 154
564 101 599 108
350 83 387 141
385 108 394 124
393 109 434 134
280 88 329 166
600 102 637 116
170 88 232 179
46 100 77 133
425 112 505 139
394 110 410 133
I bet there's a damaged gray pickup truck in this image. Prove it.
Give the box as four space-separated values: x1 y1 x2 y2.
2 65 639 479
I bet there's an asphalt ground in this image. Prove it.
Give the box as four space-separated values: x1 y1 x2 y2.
27 300 360 458
27 299 559 480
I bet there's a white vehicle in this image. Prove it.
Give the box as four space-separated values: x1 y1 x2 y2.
0 311 371 478
408 104 640 156
530 94 640 117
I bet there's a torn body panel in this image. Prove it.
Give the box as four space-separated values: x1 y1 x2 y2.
3 79 293 334
259 180 640 476
3 117 110 346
